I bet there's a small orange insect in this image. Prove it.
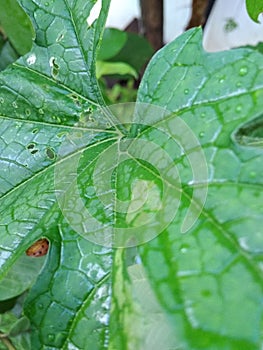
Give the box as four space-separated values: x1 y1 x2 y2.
26 238 49 257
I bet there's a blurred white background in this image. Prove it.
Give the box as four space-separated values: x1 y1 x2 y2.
104 0 263 51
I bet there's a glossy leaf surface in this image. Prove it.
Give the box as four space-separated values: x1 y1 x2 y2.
137 29 263 349
0 1 263 349
246 0 263 22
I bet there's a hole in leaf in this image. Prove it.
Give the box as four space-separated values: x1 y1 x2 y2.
46 147 56 160
234 115 263 147
86 0 102 27
50 57 60 77
30 149 38 155
27 143 35 150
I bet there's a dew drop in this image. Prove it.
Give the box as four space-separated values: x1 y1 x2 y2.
184 88 189 95
179 243 190 254
235 105 242 113
32 128 39 134
45 2 49 6
199 131 205 138
236 81 242 87
219 77 225 83
239 66 248 76
250 171 256 178
48 334 55 341
0 97 4 104
12 101 18 108
38 303 44 309
201 112 206 118
39 109 44 115
25 108 31 116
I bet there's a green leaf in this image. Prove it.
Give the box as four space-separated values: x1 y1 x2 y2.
24 227 112 349
111 32 154 72
0 0 34 55
97 27 127 61
246 0 263 22
137 28 263 349
96 60 138 79
0 254 46 301
0 41 20 71
0 297 31 350
0 0 114 348
1 1 263 349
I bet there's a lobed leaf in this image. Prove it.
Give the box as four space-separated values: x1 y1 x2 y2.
137 28 263 349
0 1 263 349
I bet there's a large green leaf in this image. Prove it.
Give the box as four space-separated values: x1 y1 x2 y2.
0 0 115 348
136 29 263 349
0 1 263 350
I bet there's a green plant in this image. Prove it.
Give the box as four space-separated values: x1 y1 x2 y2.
0 0 263 349
0 0 34 71
246 0 263 22
97 28 154 103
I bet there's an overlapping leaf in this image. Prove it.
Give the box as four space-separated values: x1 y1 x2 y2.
136 29 263 349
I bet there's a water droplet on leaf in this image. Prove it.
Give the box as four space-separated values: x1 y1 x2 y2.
239 66 248 76
179 243 189 253
235 105 242 113
47 334 55 341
